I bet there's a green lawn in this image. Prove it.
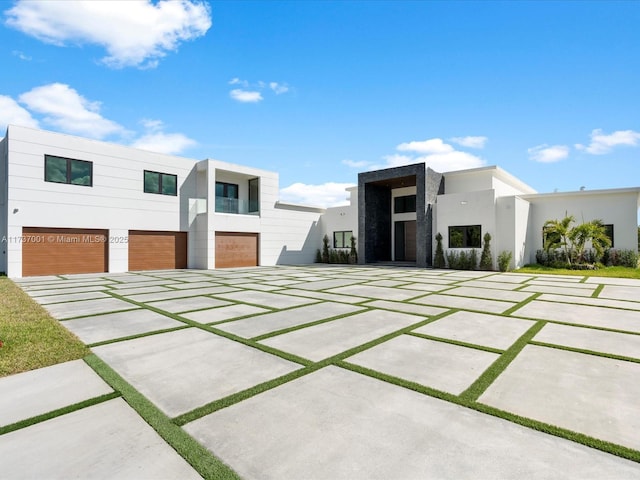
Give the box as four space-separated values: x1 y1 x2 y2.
516 265 640 279
0 277 89 378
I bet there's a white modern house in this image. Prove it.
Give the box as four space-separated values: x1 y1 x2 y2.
1 125 639 277
0 125 323 277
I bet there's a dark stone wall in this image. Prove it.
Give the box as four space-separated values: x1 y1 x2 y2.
363 184 391 262
425 168 445 266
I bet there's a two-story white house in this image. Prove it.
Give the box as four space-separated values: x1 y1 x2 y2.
1 125 638 277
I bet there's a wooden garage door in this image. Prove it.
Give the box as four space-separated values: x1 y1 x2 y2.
215 232 258 268
22 227 108 276
128 230 187 271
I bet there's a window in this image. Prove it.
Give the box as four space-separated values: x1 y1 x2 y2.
604 224 614 248
216 181 239 213
449 225 481 248
394 195 416 213
334 231 353 248
144 170 177 196
248 177 259 213
45 155 92 186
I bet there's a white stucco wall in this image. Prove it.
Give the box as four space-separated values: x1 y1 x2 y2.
0 135 7 274
496 196 531 269
321 186 359 251
523 190 640 264
434 189 497 258
5 125 200 277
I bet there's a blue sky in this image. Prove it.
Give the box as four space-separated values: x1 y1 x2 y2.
1 0 639 207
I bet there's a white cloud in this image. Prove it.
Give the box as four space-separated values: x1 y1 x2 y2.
18 83 124 138
228 78 248 87
575 129 640 155
0 95 39 131
131 132 196 155
131 118 196 154
450 136 488 149
280 182 355 208
11 50 31 61
4 0 211 69
229 89 263 103
397 138 453 154
269 82 289 95
528 144 570 163
342 159 369 168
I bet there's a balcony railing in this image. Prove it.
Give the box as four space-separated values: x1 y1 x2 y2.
215 196 259 215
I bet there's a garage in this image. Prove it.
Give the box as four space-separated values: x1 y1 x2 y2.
22 227 108 276
215 232 259 268
128 230 187 271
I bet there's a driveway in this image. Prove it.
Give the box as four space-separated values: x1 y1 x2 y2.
2 266 640 479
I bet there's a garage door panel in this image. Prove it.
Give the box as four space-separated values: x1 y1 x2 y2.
215 232 258 268
128 231 187 271
22 227 108 276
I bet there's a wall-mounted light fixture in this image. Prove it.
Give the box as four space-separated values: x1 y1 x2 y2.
460 201 468 205
12 208 19 214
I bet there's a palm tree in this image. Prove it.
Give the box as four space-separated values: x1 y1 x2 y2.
543 214 575 265
567 219 611 264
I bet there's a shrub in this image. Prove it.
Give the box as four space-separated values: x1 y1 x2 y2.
434 233 446 268
322 235 330 263
479 233 493 270
350 235 358 264
469 249 479 271
445 250 459 269
315 249 322 263
497 250 513 272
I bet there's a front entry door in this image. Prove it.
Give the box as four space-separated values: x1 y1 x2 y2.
394 221 416 262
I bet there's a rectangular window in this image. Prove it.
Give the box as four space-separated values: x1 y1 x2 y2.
449 225 481 248
394 195 416 214
45 155 92 186
248 177 259 213
333 231 353 249
215 181 239 213
604 224 614 248
144 170 177 196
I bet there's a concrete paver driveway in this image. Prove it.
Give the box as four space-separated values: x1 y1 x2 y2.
2 266 640 479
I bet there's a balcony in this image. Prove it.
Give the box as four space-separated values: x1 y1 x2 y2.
215 196 259 215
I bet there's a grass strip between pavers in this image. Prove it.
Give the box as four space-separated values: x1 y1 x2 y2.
336 361 640 463
84 354 241 480
529 341 640 364
0 392 120 436
458 320 546 402
406 331 504 355
591 283 605 298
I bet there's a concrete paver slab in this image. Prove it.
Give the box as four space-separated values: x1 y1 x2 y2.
526 279 595 289
164 281 222 290
185 366 640 480
347 335 499 394
586 277 640 286
520 284 595 297
534 323 640 359
109 280 174 289
326 284 422 301
25 285 110 296
457 280 524 291
122 286 239 302
280 288 366 304
215 290 320 309
411 294 515 314
0 398 201 479
362 299 448 317
599 285 640 302
538 293 640 311
34 291 111 304
288 278 366 290
93 328 301 417
512 300 640 333
44 297 139 319
0 360 112 427
217 303 364 338
148 296 232 313
443 286 534 303
181 304 271 323
260 310 424 361
400 282 450 292
481 273 534 283
108 285 173 295
414 311 535 350
63 309 183 344
479 345 640 451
